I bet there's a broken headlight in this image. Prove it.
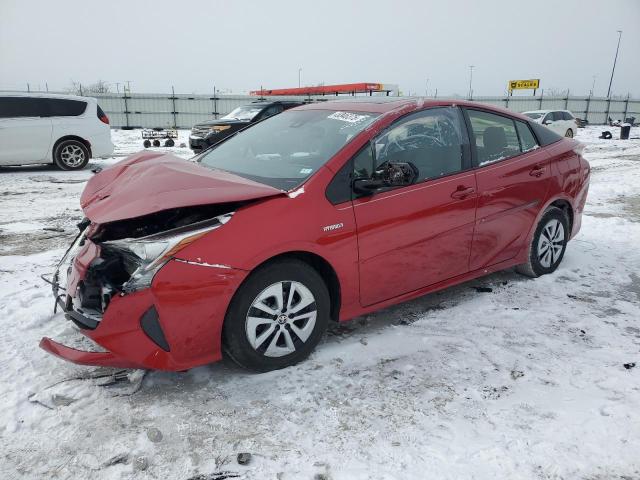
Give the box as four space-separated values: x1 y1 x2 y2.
102 213 233 293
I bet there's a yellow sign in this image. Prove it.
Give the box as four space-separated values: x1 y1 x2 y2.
508 79 540 91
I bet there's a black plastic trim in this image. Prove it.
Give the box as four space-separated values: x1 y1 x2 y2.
140 306 170 352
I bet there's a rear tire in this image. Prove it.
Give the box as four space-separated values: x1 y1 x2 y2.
565 129 574 138
164 138 175 147
143 139 151 148
152 139 161 147
53 139 89 170
223 259 330 372
516 206 569 278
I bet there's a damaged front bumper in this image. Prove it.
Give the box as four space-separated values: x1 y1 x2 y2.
41 225 248 371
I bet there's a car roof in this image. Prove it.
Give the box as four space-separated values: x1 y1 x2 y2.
0 92 95 102
294 98 533 121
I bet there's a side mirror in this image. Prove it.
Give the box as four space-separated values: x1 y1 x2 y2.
353 162 418 196
353 177 386 194
543 120 552 125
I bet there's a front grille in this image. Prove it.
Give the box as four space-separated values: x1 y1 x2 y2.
191 125 212 137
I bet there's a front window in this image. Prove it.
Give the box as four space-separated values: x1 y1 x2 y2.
523 112 544 120
222 105 264 121
371 107 467 182
199 109 379 190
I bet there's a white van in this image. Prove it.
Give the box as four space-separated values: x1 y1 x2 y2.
0 93 114 170
522 109 579 138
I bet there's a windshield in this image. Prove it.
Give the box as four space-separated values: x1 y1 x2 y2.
524 112 544 120
222 105 263 121
199 109 379 190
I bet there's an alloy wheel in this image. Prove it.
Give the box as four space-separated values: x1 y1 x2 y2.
537 219 565 268
245 281 317 358
60 144 86 167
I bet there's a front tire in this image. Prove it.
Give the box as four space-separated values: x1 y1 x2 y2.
565 129 574 138
223 259 330 372
516 206 569 278
53 139 89 170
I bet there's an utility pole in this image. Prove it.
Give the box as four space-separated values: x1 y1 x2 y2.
607 30 622 98
468 65 475 100
298 68 302 88
590 76 596 96
125 80 133 94
425 78 429 97
115 82 121 94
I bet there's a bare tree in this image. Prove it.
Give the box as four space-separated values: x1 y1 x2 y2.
67 80 111 95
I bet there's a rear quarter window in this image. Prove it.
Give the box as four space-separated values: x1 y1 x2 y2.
529 120 563 146
46 98 87 116
516 121 539 152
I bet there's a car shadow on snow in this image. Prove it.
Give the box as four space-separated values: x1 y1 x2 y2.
139 267 526 393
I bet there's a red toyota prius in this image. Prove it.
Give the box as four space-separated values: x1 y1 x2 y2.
42 98 590 372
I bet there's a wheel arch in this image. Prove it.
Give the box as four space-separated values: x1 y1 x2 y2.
52 135 92 159
517 195 576 264
548 198 574 236
240 251 342 323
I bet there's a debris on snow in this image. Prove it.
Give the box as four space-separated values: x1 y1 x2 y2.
236 452 252 465
623 362 636 370
102 452 129 468
133 456 149 471
146 427 163 443
474 286 493 293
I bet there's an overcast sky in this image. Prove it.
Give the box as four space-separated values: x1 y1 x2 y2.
1 0 638 97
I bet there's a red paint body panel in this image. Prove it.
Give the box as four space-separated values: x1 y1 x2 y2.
42 99 590 371
39 337 143 369
80 151 283 224
470 148 551 270
353 171 477 306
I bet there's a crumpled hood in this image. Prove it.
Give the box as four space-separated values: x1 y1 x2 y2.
80 151 283 224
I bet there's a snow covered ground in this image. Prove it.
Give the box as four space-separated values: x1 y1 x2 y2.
1 126 639 479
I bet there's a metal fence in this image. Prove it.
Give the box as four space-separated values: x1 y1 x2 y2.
90 93 346 129
2 90 638 128
470 95 638 125
90 92 638 128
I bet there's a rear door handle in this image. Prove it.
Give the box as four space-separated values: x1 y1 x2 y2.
451 186 475 200
529 165 545 177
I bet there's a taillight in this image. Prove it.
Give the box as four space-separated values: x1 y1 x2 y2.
97 105 109 125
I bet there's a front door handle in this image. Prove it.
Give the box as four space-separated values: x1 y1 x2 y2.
451 186 475 200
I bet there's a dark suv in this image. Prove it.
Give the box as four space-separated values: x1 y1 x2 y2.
189 100 305 153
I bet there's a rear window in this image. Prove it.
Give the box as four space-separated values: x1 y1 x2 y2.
0 97 48 117
46 98 87 116
524 112 544 120
562 111 574 120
